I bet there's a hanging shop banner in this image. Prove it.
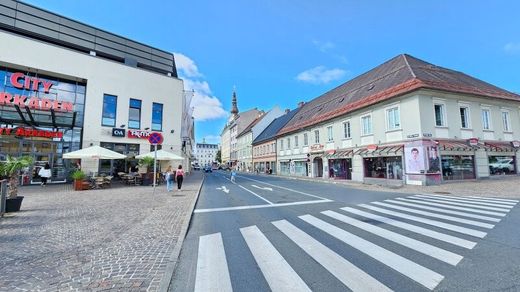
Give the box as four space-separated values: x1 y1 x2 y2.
0 127 63 138
128 130 151 139
0 72 74 112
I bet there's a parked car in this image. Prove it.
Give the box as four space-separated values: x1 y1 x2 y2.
204 167 212 173
193 165 201 171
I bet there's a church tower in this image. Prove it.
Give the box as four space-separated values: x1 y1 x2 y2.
230 88 239 120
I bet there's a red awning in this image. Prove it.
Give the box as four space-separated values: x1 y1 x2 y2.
324 149 354 158
483 142 516 152
437 140 475 151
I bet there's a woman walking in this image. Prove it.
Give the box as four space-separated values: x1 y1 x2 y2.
165 165 174 192
39 163 52 186
175 165 184 191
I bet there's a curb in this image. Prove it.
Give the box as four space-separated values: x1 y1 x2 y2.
158 173 205 292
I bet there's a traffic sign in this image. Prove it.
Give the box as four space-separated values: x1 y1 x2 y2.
148 132 164 145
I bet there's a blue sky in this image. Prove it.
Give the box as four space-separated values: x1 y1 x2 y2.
25 0 520 144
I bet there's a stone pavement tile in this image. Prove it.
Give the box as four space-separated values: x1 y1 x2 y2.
0 172 204 291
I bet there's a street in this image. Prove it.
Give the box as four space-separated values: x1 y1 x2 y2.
169 171 520 292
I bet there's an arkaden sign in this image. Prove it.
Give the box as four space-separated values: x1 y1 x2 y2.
0 127 63 138
0 72 74 112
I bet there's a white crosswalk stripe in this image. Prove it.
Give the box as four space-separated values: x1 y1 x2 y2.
240 225 311 292
194 233 233 292
414 194 516 208
395 198 508 217
467 196 519 203
408 196 512 212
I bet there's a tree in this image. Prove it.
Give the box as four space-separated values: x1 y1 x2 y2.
215 150 222 163
0 156 33 199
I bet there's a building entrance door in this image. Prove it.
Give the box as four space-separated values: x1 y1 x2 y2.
313 157 323 177
23 140 67 184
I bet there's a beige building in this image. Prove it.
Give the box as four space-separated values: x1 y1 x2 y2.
276 54 520 185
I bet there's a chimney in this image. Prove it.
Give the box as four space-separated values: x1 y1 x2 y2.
285 109 290 114
298 101 305 108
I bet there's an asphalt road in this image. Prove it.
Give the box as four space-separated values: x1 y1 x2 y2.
169 171 520 292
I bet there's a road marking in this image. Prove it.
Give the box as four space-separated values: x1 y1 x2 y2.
299 215 444 290
359 204 487 238
372 201 495 229
385 199 501 222
236 175 330 201
322 210 463 266
415 194 516 208
216 186 229 193
194 233 232 292
194 199 333 213
252 184 273 191
238 184 273 205
240 225 311 292
467 196 519 203
272 219 392 292
396 198 507 217
408 196 512 212
341 206 476 249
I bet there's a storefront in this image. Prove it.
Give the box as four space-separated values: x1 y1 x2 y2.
324 149 353 180
359 145 404 181
0 68 85 184
279 160 290 175
484 142 518 175
441 155 475 180
99 142 140 176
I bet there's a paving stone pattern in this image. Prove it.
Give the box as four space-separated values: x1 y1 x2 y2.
0 172 203 291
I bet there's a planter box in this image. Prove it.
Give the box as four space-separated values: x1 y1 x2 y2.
6 196 24 212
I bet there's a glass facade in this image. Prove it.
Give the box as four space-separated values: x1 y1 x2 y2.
328 159 352 179
364 156 403 179
441 155 475 180
488 156 516 175
102 94 117 126
99 143 140 176
152 102 163 131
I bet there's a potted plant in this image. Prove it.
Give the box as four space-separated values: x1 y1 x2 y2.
0 156 33 212
71 170 86 191
139 157 155 186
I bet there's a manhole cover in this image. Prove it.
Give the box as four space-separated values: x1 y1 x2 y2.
433 191 451 194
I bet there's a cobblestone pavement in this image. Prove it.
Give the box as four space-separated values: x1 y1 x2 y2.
0 172 203 291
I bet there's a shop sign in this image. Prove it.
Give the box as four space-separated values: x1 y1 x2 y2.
112 128 126 137
367 144 378 151
0 72 74 112
0 127 63 138
310 144 324 152
128 130 151 139
511 140 520 148
467 138 479 146
327 149 336 155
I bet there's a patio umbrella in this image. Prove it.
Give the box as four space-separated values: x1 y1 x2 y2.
135 149 184 161
63 145 127 159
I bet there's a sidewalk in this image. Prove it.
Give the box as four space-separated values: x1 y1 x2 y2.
0 172 204 291
248 172 520 199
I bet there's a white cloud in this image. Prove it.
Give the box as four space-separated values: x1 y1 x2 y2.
175 52 203 78
296 66 347 85
504 42 520 54
175 53 227 121
200 135 221 144
313 40 335 53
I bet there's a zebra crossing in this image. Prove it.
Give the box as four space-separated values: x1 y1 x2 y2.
193 194 518 291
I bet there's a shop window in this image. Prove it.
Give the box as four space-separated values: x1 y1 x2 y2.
364 156 403 179
128 99 142 129
481 109 491 130
460 106 470 129
314 130 320 144
102 94 117 126
328 159 352 180
441 155 475 180
327 126 334 142
489 156 516 175
343 121 351 139
386 107 400 130
304 133 308 146
501 111 511 132
152 103 163 131
434 104 446 127
280 162 290 174
361 115 372 135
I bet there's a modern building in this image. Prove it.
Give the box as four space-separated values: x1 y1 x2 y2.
276 54 520 185
0 0 189 182
194 140 219 167
252 107 301 174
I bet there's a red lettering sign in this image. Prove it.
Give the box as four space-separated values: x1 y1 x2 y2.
367 144 378 151
0 127 63 139
467 138 479 146
128 130 151 139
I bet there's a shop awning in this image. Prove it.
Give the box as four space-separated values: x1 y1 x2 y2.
437 140 476 151
482 142 516 152
354 144 403 156
324 149 354 159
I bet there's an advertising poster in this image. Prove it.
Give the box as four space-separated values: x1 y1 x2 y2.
426 146 441 173
405 142 425 174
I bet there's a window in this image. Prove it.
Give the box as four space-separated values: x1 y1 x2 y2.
386 107 400 130
128 99 142 129
434 104 445 126
327 126 333 142
502 111 511 132
294 135 299 147
287 138 291 149
280 140 284 150
314 130 320 144
304 133 308 146
152 103 163 131
102 94 117 126
361 115 372 135
460 106 470 129
482 109 491 130
343 121 351 139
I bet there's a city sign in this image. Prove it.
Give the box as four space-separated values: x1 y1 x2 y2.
0 127 63 138
112 128 126 137
128 130 151 139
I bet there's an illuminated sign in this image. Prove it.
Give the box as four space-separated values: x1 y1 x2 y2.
0 127 63 139
128 130 151 139
0 72 74 112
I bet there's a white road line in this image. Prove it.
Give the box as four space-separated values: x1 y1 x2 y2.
396 198 507 217
272 219 393 292
299 215 444 290
237 184 273 205
408 196 512 212
340 207 477 249
467 196 519 203
194 199 332 213
194 233 232 292
358 204 487 238
418 194 517 207
372 201 495 229
385 199 501 222
240 226 311 292
322 210 463 266
237 175 330 201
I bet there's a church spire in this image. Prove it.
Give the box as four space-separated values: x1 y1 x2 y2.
230 87 239 116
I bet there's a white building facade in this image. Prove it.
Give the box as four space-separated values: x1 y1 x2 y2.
195 142 219 167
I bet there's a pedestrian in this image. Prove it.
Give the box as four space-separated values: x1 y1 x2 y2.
39 163 52 186
175 165 184 191
230 168 236 183
165 165 174 192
